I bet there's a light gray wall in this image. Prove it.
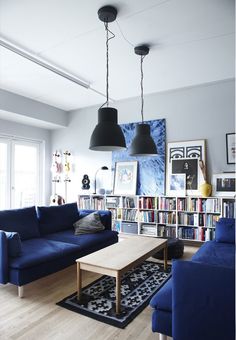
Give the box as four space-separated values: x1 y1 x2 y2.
0 118 52 204
51 79 235 201
0 89 68 128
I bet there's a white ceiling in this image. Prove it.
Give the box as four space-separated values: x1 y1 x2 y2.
0 0 234 111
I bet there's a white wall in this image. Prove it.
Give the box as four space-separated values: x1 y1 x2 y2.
51 79 235 202
0 118 52 204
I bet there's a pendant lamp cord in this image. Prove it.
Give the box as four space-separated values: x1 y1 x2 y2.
100 22 115 109
140 55 145 123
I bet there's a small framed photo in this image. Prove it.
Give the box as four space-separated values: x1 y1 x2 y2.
226 133 236 164
171 158 200 195
212 173 236 197
169 174 186 196
113 161 138 195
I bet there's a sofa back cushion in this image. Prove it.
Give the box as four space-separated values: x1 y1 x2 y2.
37 203 80 235
215 218 235 244
0 206 40 240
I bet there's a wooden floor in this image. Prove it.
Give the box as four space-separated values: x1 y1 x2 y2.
0 244 198 340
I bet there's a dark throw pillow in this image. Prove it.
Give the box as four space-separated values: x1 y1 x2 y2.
5 231 22 257
73 212 105 235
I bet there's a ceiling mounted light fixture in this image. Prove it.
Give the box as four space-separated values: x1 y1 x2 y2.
89 6 126 151
129 45 157 157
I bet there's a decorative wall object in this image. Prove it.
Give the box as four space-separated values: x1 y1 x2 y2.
226 133 235 164
212 173 236 197
166 140 206 195
169 174 186 196
112 119 166 195
113 161 138 195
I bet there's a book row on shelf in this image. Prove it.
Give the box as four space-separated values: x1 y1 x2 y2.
177 212 220 227
158 211 176 224
139 196 156 209
178 227 215 241
77 194 235 242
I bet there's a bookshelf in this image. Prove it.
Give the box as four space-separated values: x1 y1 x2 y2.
77 194 235 243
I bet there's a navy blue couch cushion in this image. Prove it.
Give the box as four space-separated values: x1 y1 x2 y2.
5 232 22 257
44 229 118 250
9 238 80 269
0 206 40 240
37 203 80 235
192 241 235 268
215 219 235 244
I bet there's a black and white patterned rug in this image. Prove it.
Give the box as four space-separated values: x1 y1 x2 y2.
57 261 171 328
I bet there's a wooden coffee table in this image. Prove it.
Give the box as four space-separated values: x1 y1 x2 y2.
76 237 168 315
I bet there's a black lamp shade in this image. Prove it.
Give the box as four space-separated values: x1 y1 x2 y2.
89 107 126 151
129 123 157 156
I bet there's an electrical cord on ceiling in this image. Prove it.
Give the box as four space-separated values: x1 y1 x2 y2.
115 20 135 47
100 22 115 109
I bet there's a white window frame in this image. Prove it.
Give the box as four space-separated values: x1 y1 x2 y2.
0 135 44 209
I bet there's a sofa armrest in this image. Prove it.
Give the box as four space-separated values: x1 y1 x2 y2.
78 210 112 230
0 230 9 284
172 260 235 340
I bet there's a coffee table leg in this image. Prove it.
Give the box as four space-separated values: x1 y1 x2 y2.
77 262 82 300
116 272 121 315
164 243 168 271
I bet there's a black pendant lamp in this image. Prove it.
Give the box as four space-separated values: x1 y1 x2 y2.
89 6 126 151
129 45 157 157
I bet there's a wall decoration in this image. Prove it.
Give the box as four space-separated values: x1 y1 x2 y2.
169 174 186 196
112 119 166 195
212 173 236 197
226 133 235 164
166 140 206 195
113 161 138 195
172 158 198 190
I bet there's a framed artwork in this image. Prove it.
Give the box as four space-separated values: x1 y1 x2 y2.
113 161 138 195
169 174 186 196
166 140 206 195
226 133 235 164
212 173 236 197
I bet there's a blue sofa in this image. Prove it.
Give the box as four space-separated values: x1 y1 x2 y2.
150 218 235 340
0 203 118 297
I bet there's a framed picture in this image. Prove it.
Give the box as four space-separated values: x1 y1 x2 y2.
226 133 235 164
166 140 206 195
169 174 186 196
113 161 138 195
212 173 236 197
171 158 198 195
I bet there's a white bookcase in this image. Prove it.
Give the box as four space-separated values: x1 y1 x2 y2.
77 194 235 243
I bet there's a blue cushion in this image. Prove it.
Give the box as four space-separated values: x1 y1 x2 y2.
0 206 40 240
192 241 235 268
215 220 235 244
44 229 118 250
9 238 80 269
37 203 80 235
5 232 22 257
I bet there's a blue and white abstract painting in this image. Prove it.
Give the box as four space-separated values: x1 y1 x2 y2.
112 119 166 195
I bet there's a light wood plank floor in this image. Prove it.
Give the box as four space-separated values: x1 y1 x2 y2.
0 245 198 340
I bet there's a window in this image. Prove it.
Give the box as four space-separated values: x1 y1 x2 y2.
0 136 43 209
